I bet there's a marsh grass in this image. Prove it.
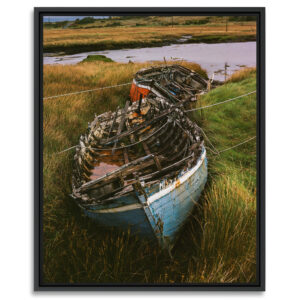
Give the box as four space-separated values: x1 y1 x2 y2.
43 19 256 54
43 61 257 284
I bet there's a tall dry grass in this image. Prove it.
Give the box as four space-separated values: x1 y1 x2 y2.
42 61 257 284
43 19 256 54
226 67 257 83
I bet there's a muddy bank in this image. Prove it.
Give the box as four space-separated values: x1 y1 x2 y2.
44 41 256 82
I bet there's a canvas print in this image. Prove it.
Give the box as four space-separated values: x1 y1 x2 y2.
39 10 263 288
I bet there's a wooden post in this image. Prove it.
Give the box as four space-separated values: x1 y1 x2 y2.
137 93 143 113
199 95 204 121
207 80 211 92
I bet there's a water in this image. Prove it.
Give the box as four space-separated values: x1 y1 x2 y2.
44 41 256 81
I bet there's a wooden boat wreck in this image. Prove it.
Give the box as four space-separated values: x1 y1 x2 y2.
129 64 218 104
71 96 208 248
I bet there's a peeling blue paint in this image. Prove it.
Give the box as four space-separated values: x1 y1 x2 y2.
81 151 208 248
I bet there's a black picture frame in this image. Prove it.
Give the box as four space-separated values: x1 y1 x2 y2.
34 7 265 291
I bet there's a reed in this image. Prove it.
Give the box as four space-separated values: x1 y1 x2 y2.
42 61 257 284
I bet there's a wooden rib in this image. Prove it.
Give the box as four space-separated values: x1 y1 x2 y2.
108 106 119 137
165 140 189 164
112 101 130 154
142 141 162 171
135 137 190 180
148 126 182 156
125 119 136 144
100 108 171 145
143 121 171 145
123 148 129 164
140 154 194 181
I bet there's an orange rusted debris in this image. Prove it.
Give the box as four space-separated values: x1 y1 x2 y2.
129 82 150 102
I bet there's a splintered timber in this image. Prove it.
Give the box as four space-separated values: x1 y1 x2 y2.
71 65 213 248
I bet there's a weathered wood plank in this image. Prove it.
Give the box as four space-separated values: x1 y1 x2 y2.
79 154 167 192
112 101 130 154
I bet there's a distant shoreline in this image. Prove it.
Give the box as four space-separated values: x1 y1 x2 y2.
44 34 256 56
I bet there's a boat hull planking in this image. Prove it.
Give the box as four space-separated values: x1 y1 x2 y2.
80 149 207 248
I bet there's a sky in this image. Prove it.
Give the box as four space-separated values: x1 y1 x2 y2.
43 16 109 22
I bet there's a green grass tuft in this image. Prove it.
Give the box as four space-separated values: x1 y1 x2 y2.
81 55 114 63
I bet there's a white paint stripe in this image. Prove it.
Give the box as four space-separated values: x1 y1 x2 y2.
133 79 152 91
86 203 142 214
147 149 206 205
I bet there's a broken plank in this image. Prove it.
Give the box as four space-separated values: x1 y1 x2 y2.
79 154 166 192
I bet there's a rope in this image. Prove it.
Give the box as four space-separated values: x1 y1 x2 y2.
57 145 77 154
54 89 257 155
198 127 219 155
58 133 256 156
184 90 256 112
219 136 256 153
57 121 168 154
43 82 131 100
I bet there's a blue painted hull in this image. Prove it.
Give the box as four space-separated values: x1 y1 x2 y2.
147 156 207 246
82 150 208 247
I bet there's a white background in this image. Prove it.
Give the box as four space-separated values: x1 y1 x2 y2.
1 0 299 299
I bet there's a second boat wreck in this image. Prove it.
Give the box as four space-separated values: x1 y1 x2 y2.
129 64 220 104
71 64 209 248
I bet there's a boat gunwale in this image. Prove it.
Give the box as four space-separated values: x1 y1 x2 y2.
78 146 206 213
